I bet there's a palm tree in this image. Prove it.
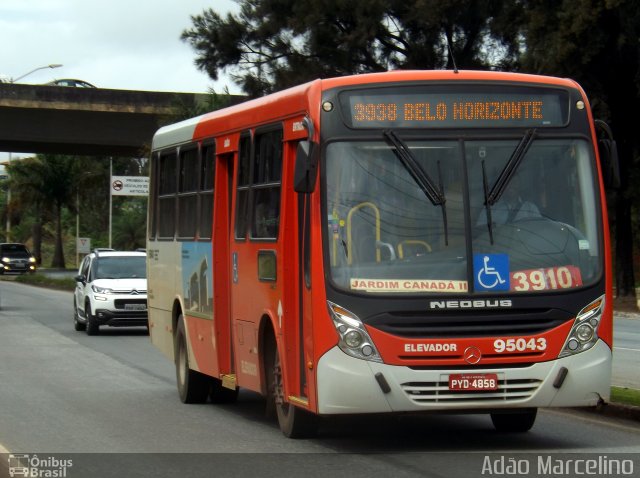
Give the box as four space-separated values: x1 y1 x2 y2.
8 154 78 268
5 156 48 263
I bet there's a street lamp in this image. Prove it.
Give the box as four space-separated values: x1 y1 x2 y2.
11 64 63 83
5 64 63 242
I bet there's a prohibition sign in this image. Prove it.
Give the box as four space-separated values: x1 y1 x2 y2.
112 179 124 191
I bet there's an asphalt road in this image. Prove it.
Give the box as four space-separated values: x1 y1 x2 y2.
0 281 639 478
611 312 640 389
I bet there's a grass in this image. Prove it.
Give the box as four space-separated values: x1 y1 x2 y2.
13 271 76 291
611 386 640 407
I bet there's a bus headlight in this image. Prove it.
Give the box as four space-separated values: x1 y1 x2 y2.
327 301 382 363
559 295 604 358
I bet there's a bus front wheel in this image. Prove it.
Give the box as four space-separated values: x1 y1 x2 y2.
175 315 209 404
266 336 317 438
490 408 537 432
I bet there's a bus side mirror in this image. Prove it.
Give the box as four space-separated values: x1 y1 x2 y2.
294 140 319 193
595 120 621 189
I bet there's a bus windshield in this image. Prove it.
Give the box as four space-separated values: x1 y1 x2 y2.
324 136 601 294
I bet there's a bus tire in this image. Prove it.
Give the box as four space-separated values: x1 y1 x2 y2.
209 378 238 404
267 336 318 438
175 315 210 404
490 408 537 432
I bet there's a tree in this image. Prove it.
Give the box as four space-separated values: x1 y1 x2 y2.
37 155 77 268
112 199 147 250
168 88 234 122
516 0 640 302
4 156 48 262
8 154 80 268
182 0 518 96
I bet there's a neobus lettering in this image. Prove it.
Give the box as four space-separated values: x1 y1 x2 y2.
430 299 513 309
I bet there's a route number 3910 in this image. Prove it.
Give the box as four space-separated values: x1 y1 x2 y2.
493 337 547 353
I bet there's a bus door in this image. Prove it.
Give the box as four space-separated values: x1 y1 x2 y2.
227 132 261 391
212 148 236 385
283 119 317 407
294 166 312 403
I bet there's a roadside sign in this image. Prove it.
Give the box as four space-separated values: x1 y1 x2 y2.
77 237 91 254
111 176 149 196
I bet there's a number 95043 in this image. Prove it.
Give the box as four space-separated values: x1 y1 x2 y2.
493 337 547 353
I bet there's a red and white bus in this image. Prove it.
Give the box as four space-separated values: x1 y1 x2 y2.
147 70 616 437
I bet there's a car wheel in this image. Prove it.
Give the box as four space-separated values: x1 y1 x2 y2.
85 303 100 336
73 299 86 331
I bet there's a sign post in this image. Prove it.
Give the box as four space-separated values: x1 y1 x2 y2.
111 176 150 197
109 169 150 248
77 237 91 254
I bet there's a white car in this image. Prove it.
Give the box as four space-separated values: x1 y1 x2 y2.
73 250 147 335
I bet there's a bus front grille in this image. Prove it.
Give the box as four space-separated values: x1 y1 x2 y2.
367 309 572 338
401 378 542 404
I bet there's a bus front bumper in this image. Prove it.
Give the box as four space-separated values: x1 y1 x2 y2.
316 340 611 414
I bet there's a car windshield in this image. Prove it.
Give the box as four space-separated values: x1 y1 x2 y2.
1 244 31 257
94 256 146 279
324 137 600 295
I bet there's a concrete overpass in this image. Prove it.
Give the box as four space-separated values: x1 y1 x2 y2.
0 83 228 157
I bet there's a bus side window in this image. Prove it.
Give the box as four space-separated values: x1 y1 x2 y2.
251 127 283 240
235 134 252 240
148 153 158 240
158 150 178 239
199 143 215 240
177 147 199 239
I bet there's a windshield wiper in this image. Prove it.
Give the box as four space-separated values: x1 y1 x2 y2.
482 128 537 244
481 160 494 244
383 130 449 244
384 130 445 205
485 128 537 206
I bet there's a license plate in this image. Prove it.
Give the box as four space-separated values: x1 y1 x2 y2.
124 304 146 311
449 373 499 391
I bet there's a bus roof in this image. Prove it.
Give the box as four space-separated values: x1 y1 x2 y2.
152 70 581 151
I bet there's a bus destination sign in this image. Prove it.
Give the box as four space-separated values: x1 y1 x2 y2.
340 85 569 129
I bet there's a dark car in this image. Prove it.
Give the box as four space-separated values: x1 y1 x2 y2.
0 243 37 274
45 78 96 88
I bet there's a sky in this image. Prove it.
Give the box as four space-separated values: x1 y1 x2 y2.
0 0 239 92
0 0 239 162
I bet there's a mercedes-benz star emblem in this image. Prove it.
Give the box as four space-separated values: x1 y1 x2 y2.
463 346 482 364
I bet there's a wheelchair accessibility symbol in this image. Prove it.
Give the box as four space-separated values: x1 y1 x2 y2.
474 254 510 291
